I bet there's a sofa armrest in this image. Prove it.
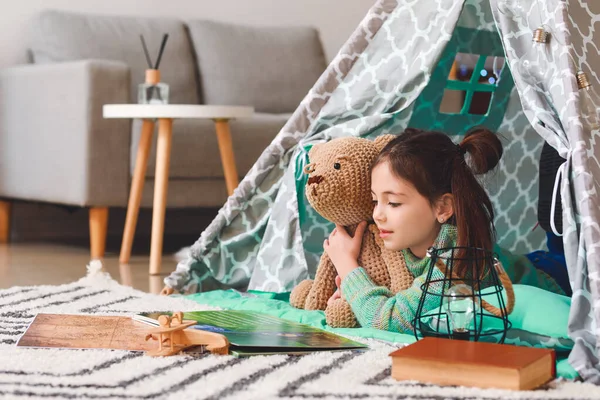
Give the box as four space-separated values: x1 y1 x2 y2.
0 59 131 207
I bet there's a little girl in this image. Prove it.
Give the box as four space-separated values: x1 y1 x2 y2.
324 127 565 333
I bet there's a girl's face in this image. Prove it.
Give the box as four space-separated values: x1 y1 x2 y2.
371 161 451 258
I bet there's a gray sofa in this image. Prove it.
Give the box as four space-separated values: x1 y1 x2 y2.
0 10 327 258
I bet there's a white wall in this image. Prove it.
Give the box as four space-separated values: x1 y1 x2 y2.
0 0 375 68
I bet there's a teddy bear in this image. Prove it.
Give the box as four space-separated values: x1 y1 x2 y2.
289 135 415 328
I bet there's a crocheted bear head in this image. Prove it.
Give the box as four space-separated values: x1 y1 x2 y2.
303 135 394 226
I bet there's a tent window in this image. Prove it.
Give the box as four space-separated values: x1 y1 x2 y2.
440 53 505 116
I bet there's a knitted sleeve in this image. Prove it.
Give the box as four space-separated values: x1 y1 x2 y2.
341 266 445 334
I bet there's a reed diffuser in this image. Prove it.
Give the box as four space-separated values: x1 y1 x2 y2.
138 34 170 104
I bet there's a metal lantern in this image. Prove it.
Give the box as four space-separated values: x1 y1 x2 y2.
412 246 514 344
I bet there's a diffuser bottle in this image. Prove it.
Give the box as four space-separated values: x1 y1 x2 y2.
138 69 169 105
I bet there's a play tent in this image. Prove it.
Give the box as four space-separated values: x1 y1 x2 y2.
165 0 600 382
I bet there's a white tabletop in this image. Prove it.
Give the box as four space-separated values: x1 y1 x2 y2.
103 104 254 119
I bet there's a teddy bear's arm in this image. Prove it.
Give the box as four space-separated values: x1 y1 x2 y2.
368 224 414 292
304 252 337 311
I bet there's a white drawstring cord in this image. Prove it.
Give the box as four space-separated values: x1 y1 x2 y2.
550 150 571 237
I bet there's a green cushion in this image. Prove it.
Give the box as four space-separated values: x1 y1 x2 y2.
505 284 571 339
486 284 573 352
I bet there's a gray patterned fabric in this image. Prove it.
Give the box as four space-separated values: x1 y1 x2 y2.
165 0 600 382
490 0 600 384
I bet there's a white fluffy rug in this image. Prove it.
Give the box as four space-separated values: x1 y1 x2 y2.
1 263 600 400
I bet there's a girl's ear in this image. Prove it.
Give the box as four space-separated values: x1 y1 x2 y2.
435 193 455 223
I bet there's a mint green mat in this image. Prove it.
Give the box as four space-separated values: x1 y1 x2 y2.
184 289 577 379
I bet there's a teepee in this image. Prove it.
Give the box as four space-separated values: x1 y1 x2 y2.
166 0 600 382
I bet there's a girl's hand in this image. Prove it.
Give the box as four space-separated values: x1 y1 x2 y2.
324 221 367 280
327 276 342 306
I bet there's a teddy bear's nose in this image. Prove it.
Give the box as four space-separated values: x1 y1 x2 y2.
308 175 324 185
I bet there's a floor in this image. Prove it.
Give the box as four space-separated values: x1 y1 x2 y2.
1 203 219 295
0 242 179 294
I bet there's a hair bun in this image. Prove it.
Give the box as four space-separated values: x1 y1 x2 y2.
460 127 503 174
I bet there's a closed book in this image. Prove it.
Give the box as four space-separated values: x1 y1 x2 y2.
389 337 555 390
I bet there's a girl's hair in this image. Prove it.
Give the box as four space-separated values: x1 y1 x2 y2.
373 127 503 263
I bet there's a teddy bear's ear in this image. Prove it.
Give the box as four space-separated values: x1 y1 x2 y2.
308 143 323 159
373 134 396 152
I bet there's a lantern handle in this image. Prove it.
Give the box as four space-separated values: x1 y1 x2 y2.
434 259 515 316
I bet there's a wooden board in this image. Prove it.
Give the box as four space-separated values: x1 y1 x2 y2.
16 314 157 351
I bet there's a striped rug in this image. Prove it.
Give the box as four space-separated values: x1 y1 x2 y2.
1 263 599 400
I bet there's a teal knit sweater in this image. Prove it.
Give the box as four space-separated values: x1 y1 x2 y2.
340 224 564 333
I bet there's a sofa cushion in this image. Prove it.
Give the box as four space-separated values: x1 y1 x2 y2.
187 20 326 113
131 113 290 179
29 10 200 104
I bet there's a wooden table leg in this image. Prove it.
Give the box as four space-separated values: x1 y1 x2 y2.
89 207 109 260
120 119 155 264
214 119 240 196
0 200 11 243
150 118 173 275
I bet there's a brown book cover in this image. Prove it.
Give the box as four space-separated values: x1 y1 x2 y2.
389 337 556 390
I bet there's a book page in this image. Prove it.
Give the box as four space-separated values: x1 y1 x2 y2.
136 310 366 349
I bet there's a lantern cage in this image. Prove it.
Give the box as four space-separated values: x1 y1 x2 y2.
412 246 513 344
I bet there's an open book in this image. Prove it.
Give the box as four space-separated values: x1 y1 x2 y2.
134 310 367 356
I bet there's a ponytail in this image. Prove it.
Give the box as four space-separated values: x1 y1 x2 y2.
453 127 503 276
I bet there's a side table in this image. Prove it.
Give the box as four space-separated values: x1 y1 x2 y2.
103 104 254 275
